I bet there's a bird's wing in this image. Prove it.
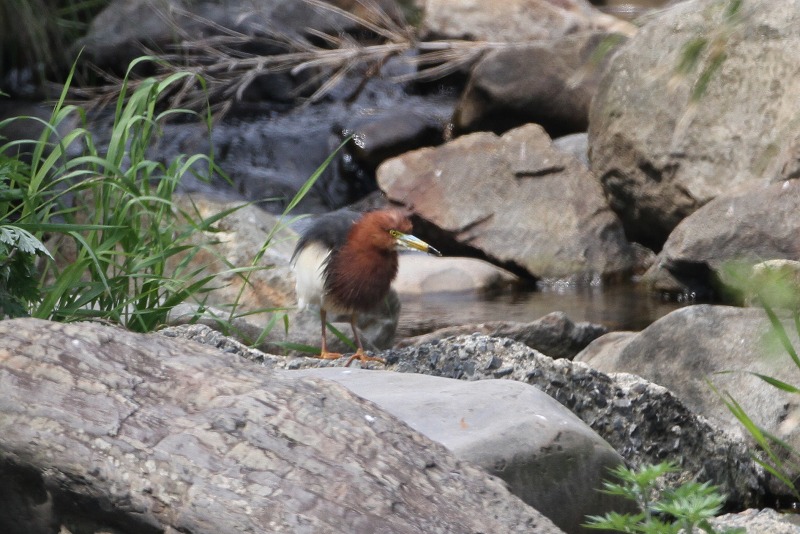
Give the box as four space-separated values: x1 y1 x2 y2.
291 209 362 264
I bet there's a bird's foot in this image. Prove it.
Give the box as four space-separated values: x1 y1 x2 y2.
344 349 386 368
317 351 344 360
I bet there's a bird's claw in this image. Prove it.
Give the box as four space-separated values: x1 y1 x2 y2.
344 349 386 367
317 351 344 360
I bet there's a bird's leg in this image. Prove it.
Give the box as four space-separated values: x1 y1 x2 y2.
317 309 343 360
344 312 386 367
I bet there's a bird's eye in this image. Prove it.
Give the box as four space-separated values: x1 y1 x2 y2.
389 229 400 238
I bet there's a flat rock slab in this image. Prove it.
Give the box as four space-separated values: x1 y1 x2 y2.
0 318 563 534
378 124 636 280
288 367 630 534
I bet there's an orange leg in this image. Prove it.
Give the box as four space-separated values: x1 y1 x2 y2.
344 312 386 367
318 309 342 360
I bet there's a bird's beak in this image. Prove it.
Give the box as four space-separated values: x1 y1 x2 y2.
396 233 442 256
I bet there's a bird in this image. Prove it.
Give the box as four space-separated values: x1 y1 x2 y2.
291 208 441 366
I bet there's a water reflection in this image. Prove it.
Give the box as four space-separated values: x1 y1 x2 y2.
398 282 686 338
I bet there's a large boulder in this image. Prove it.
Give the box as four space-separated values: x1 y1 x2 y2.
394 254 517 295
80 0 405 72
164 324 766 505
579 304 800 491
710 508 800 533
0 318 564 534
416 0 633 41
378 123 637 281
643 180 800 298
454 32 623 138
291 367 632 534
385 334 765 507
398 311 608 360
589 0 800 249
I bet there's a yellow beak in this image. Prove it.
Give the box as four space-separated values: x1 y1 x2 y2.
396 233 442 256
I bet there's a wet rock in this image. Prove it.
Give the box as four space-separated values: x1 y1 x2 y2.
141 109 353 214
584 304 800 494
290 367 634 534
399 311 608 360
80 0 405 74
385 333 765 507
416 0 634 41
0 318 561 534
454 32 624 137
346 108 447 174
589 0 800 249
643 181 800 299
378 123 637 280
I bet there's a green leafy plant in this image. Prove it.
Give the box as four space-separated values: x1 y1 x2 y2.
584 462 742 534
0 223 52 318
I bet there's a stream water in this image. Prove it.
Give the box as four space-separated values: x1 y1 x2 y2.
397 282 687 339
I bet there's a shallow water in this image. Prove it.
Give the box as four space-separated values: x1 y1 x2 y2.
397 282 687 339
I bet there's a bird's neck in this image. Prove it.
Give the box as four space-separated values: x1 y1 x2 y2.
325 243 398 312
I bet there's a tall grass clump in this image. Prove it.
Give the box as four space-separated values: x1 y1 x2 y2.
0 58 229 331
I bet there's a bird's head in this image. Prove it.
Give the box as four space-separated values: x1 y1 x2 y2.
355 210 442 256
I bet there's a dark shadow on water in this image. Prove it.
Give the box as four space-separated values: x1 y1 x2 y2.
397 282 688 339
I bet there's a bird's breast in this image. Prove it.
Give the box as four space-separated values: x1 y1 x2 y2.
292 241 330 309
324 248 398 313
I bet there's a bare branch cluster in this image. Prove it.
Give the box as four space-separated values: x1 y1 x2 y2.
78 0 518 116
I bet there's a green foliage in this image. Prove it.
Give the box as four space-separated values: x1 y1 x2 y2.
0 223 52 317
584 462 743 534
713 260 800 500
0 58 233 331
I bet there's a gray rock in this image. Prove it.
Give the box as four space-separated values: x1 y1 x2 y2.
709 508 800 534
0 318 562 533
417 0 634 41
161 324 766 506
585 304 800 493
377 124 637 281
643 181 800 299
346 108 446 173
385 334 765 507
744 259 800 310
80 0 404 74
573 330 637 368
553 133 590 168
454 32 623 137
589 0 800 248
398 311 608 360
289 367 633 534
394 254 518 295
